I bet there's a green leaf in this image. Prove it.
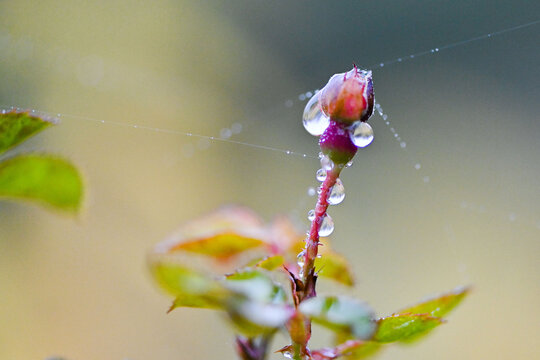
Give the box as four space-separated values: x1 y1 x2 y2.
398 286 470 318
255 255 284 271
299 296 375 339
373 314 443 343
0 110 55 155
169 233 265 259
227 299 293 336
315 251 354 286
0 154 83 212
224 269 292 335
151 262 228 311
225 269 286 304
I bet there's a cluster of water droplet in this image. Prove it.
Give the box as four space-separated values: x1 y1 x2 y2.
302 91 374 148
305 153 347 240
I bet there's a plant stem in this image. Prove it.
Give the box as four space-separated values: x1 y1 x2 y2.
301 166 342 294
289 166 342 359
235 335 270 360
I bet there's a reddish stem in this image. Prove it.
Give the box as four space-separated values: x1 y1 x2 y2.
301 166 341 290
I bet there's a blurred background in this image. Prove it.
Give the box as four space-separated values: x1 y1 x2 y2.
0 1 539 359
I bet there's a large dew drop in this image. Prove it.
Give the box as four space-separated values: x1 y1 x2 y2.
350 121 374 148
303 92 330 136
328 178 345 205
316 169 327 181
318 214 334 237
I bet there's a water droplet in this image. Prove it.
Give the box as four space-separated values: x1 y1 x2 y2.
382 114 388 121
303 92 330 136
379 63 384 67
231 122 242 134
414 163 421 170
298 94 306 101
423 176 430 183
320 154 334 171
318 214 334 237
316 169 327 181
350 122 374 148
282 350 293 359
297 250 305 268
220 128 232 139
345 160 354 168
307 187 316 196
328 179 345 205
400 142 407 148
307 209 315 221
285 100 294 108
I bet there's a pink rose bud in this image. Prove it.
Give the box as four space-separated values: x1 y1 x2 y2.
319 66 374 124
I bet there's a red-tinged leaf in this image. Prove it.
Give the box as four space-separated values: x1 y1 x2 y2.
312 340 380 360
315 251 354 286
154 206 270 259
269 216 306 253
168 233 265 259
373 314 443 343
398 286 470 318
334 334 383 360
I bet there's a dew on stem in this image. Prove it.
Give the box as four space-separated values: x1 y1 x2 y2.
328 178 345 205
315 169 327 181
318 214 334 237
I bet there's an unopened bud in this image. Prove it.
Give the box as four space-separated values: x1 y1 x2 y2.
319 66 374 124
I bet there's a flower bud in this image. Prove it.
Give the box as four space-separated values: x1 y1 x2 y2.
319 120 357 165
319 66 374 124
